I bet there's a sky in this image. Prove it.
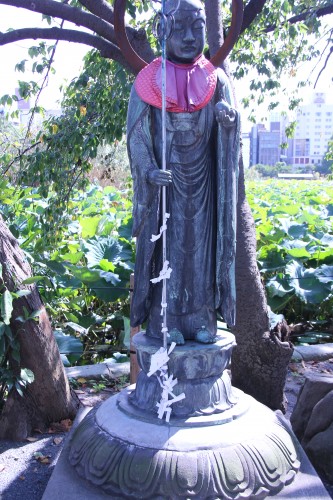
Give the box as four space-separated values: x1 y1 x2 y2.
0 5 332 132
0 6 88 108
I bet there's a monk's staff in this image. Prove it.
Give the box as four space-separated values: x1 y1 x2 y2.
152 0 179 350
160 0 168 351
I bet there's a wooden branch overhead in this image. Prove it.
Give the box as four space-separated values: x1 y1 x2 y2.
0 0 331 67
0 27 122 60
0 0 117 44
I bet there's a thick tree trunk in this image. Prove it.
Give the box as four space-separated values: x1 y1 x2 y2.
0 216 79 440
205 0 293 411
231 160 293 412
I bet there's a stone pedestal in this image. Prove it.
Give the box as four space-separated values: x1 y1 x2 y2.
68 332 300 498
130 332 237 417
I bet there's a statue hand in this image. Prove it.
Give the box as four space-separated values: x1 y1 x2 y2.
147 169 172 186
215 102 237 129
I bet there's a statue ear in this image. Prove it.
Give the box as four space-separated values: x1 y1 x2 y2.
114 0 244 73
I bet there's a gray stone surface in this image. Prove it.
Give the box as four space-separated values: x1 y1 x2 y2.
42 341 333 499
131 331 237 417
43 401 330 499
128 0 240 340
292 343 333 362
291 373 333 483
291 373 333 439
61 342 333 382
65 361 130 380
66 386 300 498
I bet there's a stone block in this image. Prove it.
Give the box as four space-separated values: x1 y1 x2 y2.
290 373 333 439
291 373 333 483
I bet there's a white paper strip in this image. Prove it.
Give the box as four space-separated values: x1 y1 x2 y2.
150 213 170 242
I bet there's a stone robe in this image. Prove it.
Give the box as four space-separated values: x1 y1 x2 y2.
127 68 240 339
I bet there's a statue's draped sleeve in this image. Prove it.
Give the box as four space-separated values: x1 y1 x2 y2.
215 70 240 327
127 71 241 329
127 86 160 326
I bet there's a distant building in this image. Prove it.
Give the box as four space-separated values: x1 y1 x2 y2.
292 92 333 168
249 123 265 166
249 93 333 169
249 117 290 166
242 132 250 168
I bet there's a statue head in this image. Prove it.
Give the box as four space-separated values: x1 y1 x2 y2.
165 0 206 64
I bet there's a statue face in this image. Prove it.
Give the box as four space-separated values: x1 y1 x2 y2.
166 0 205 64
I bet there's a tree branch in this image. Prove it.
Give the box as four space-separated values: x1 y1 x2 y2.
240 0 266 34
265 4 333 33
240 0 333 35
22 24 63 151
314 45 333 88
78 0 114 25
78 0 155 65
2 141 41 175
0 27 124 61
0 0 117 44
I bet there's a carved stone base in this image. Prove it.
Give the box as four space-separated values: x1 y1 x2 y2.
68 386 300 499
130 332 238 417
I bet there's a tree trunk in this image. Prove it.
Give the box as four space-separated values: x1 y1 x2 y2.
205 0 293 411
231 159 293 412
0 216 79 440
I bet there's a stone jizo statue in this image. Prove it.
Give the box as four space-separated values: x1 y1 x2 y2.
127 0 240 344
68 4 301 498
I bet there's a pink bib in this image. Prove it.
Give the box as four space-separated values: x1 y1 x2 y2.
134 55 217 113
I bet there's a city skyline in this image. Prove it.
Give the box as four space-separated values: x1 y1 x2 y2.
249 92 333 169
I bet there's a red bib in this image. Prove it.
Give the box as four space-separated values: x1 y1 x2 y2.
134 55 217 113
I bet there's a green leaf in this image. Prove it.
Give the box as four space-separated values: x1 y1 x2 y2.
321 235 333 248
15 382 24 397
65 322 88 335
118 218 133 241
267 292 293 312
53 329 83 364
112 352 130 363
99 259 116 272
286 261 331 304
285 247 311 259
257 244 285 271
22 276 45 285
65 265 101 283
268 308 285 329
20 368 34 384
1 290 13 325
85 237 123 268
268 204 301 216
14 290 32 298
310 248 333 264
278 219 306 239
45 260 67 275
60 252 84 264
266 277 293 298
79 216 101 238
316 265 333 286
60 354 71 367
122 316 131 349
